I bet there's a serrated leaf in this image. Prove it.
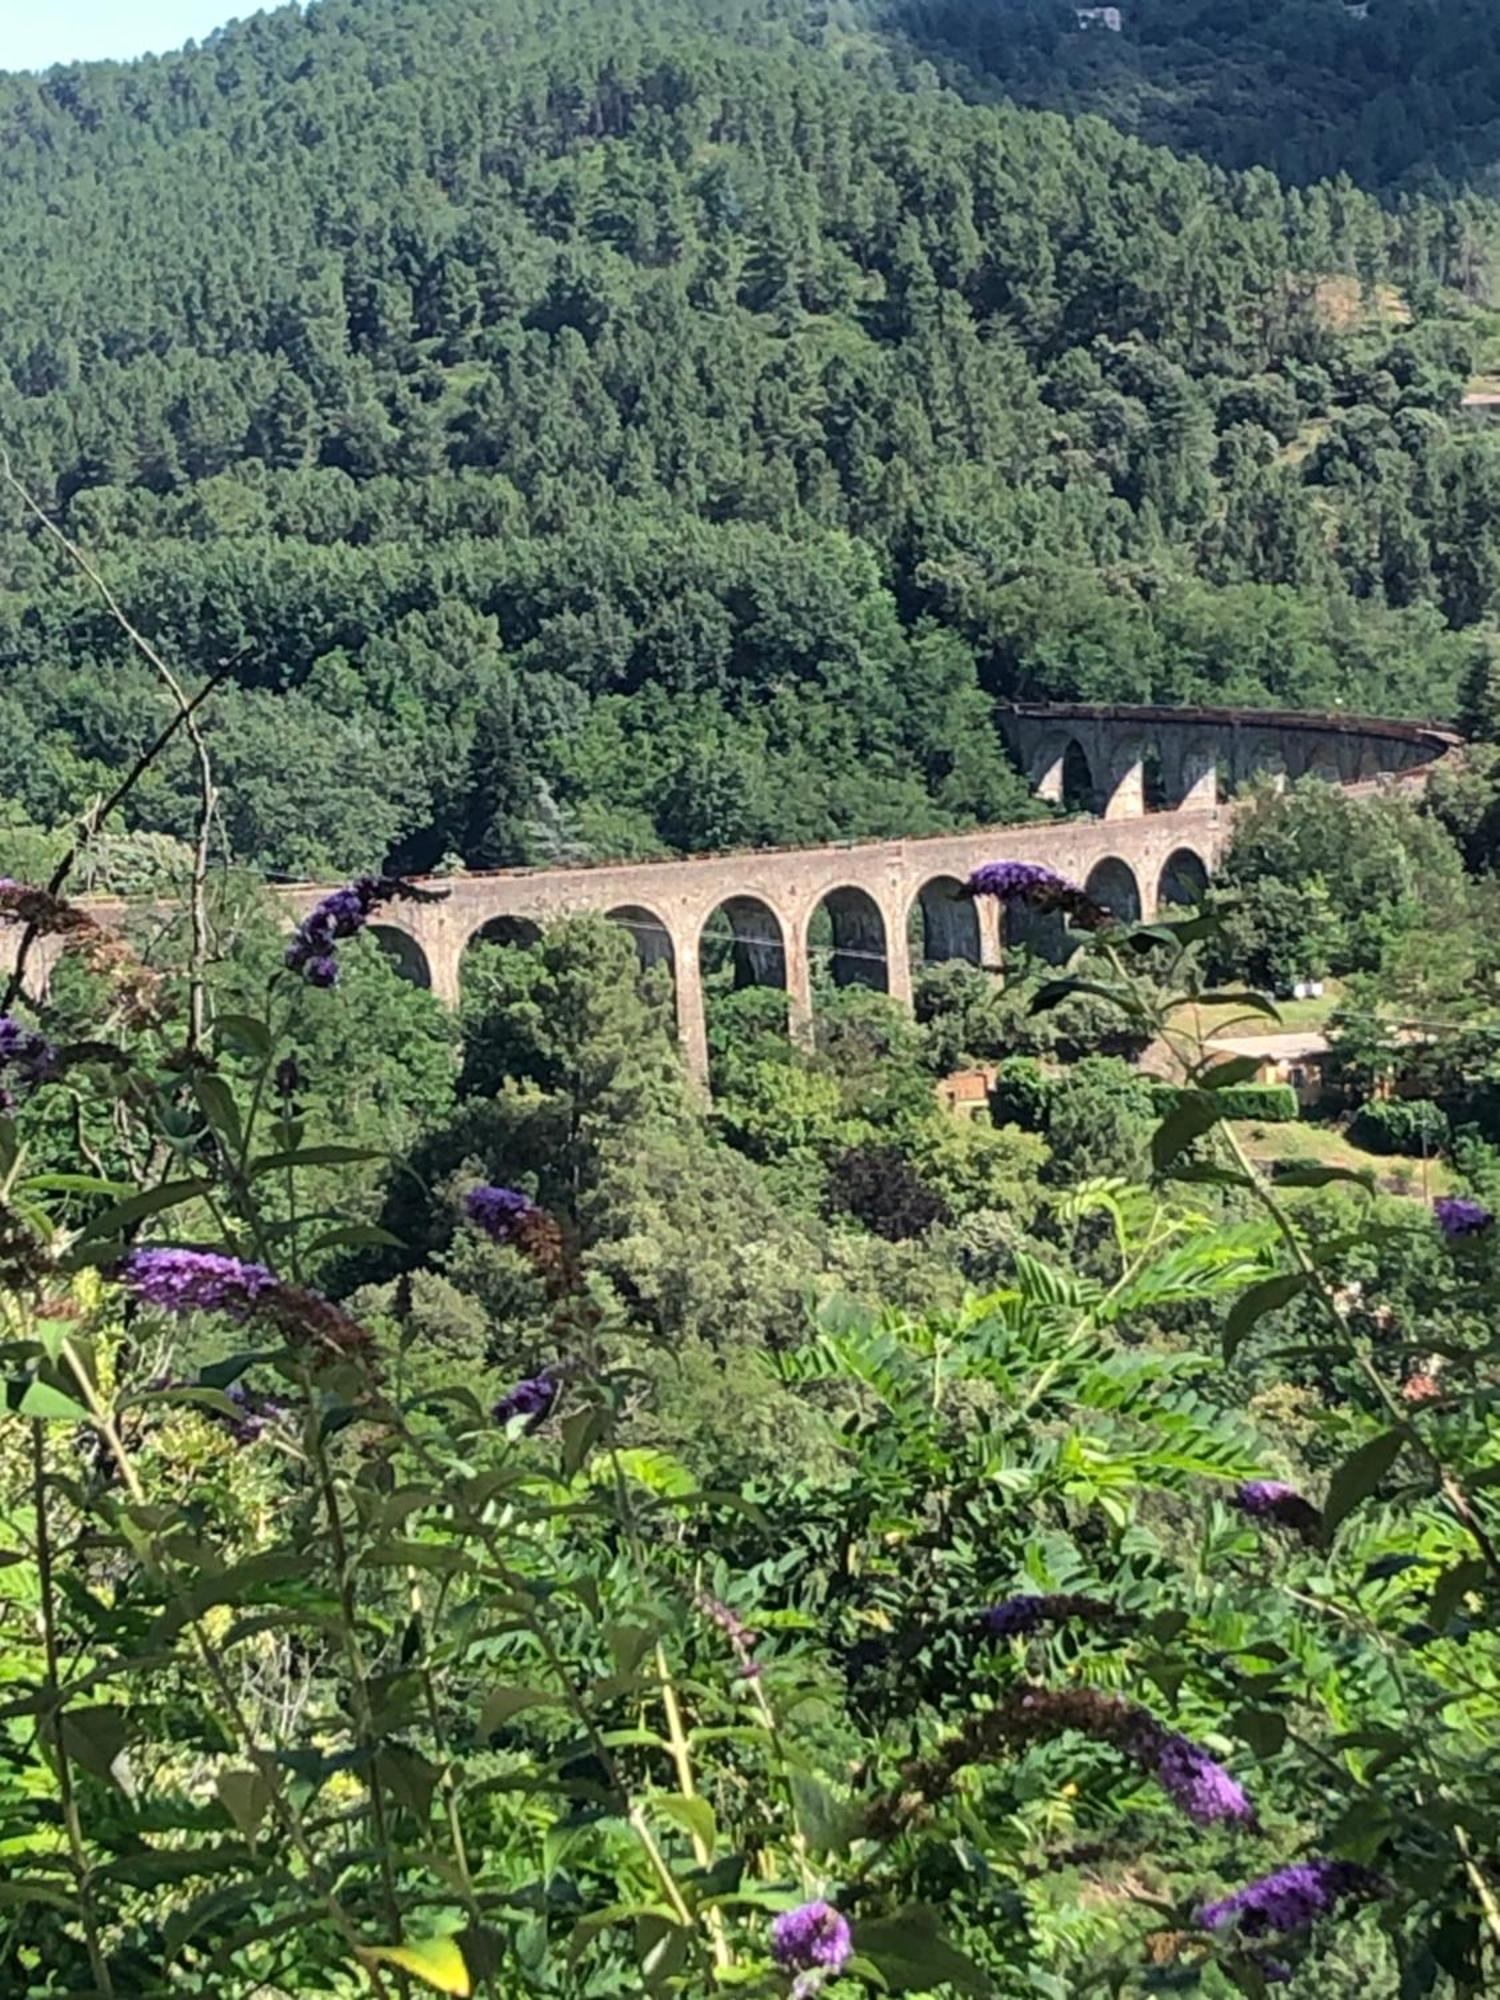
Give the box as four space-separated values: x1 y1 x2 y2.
1223 1272 1307 1360
379 1745 441 1822
358 1936 471 1996
1323 1431 1404 1533
215 1767 273 1844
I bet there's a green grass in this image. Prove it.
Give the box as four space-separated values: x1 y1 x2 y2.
1176 982 1344 1042
1237 1117 1453 1201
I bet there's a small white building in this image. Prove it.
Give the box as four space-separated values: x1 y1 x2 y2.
1076 6 1123 29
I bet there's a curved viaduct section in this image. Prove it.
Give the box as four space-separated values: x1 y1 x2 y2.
284 705 1459 1083
5 707 1458 1087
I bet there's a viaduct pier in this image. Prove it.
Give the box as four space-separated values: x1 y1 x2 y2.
5 705 1461 1085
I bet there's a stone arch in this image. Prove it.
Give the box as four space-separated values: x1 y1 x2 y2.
1174 738 1219 812
607 904 676 979
1240 737 1287 792
460 913 544 997
1101 737 1148 820
368 923 432 989
1060 739 1095 813
701 896 787 994
909 876 982 967
467 914 543 955
1085 856 1143 923
1142 745 1169 814
1158 847 1210 910
809 885 889 992
1031 734 1096 813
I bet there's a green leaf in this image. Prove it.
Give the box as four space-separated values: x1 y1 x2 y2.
358 1936 471 1996
1223 1272 1308 1360
76 1179 211 1245
1429 1558 1486 1630
1198 1054 1264 1090
479 1685 567 1735
379 1745 441 1822
1233 1708 1287 1757
1270 1164 1376 1191
653 1793 715 1856
790 1770 862 1856
0 1880 78 1912
562 1404 606 1478
1190 990 1283 1020
213 1013 272 1058
1151 1092 1222 1174
1323 1431 1404 1533
855 1904 993 1995
17 1380 91 1422
215 1767 273 1844
300 1222 406 1255
59 1705 130 1791
1030 977 1134 1017
249 1143 384 1178
607 1623 657 1676
16 1172 131 1197
193 1074 244 1156
608 1447 697 1497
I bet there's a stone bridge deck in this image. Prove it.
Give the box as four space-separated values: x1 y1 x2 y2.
3 703 1461 1083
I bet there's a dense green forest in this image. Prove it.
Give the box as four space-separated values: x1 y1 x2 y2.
880 0 1500 193
0 0 1498 877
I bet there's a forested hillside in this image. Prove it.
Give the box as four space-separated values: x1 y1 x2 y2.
881 0 1500 192
0 0 1497 877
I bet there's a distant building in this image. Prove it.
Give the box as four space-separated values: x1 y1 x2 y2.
1075 6 1123 29
1205 1031 1332 1108
936 1066 1000 1119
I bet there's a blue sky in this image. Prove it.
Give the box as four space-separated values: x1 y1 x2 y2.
3 2 246 72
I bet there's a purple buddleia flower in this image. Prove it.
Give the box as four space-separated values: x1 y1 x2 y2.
467 1184 539 1242
286 875 389 984
1147 1729 1256 1829
1434 1196 1494 1239
965 860 1069 902
984 1592 1113 1638
120 1248 276 1319
770 1901 853 1981
221 1382 291 1445
984 1595 1050 1637
1232 1480 1322 1539
962 860 1114 931
492 1373 557 1431
1200 1860 1383 1937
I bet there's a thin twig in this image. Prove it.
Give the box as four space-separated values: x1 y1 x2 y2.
0 456 225 1036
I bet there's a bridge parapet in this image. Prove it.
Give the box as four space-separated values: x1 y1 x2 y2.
1 706 1460 1085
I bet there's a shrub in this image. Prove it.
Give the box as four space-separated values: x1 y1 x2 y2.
990 1054 1052 1130
1350 1095 1451 1156
1156 1082 1301 1123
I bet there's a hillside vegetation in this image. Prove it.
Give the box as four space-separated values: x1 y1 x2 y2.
0 0 1497 877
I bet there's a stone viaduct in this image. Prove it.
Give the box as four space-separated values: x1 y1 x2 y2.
5 705 1460 1086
